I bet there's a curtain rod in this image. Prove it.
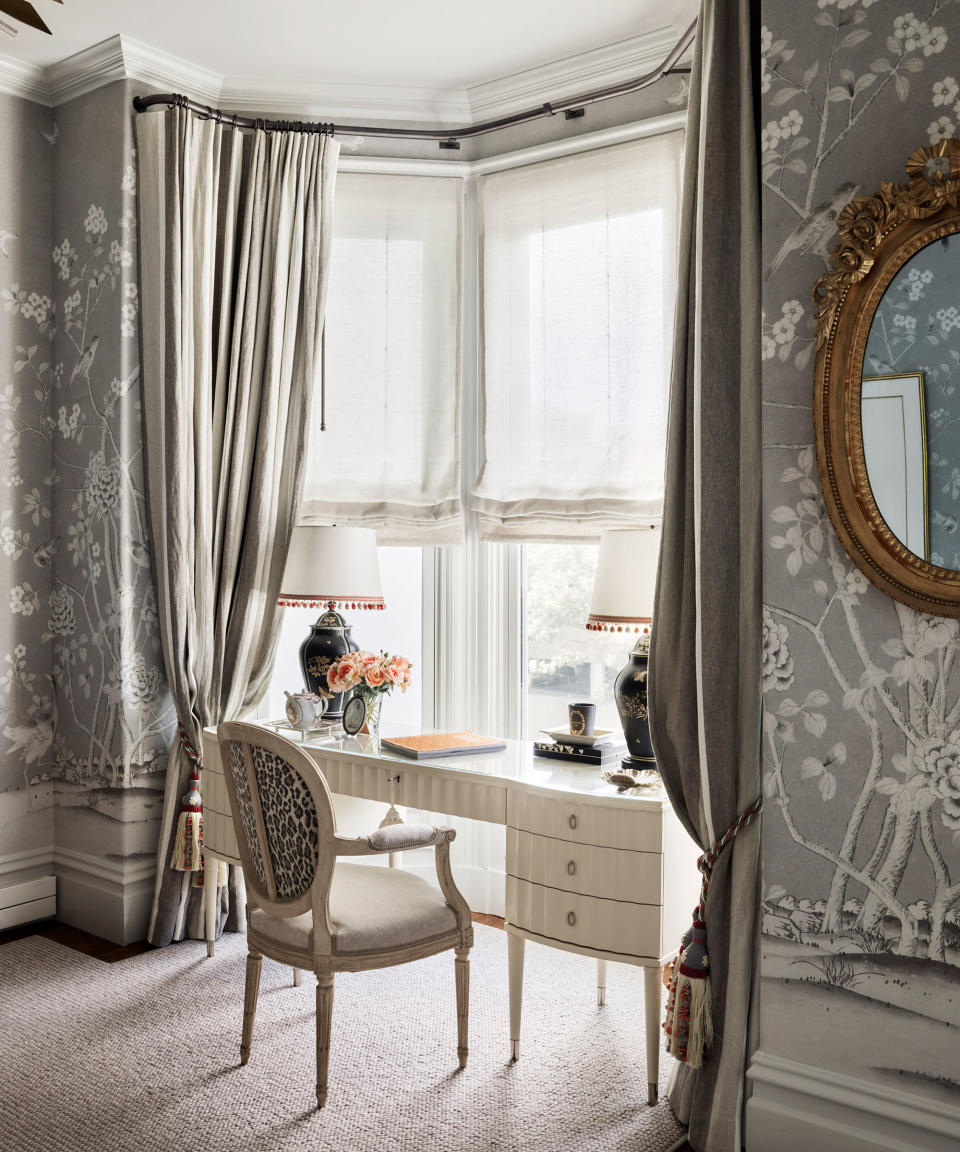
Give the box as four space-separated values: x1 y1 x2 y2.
132 20 695 149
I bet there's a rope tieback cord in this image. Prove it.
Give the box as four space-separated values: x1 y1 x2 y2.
177 719 203 768
662 796 763 1069
696 794 763 908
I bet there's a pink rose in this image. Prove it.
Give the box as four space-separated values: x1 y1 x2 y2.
385 665 402 686
365 665 386 688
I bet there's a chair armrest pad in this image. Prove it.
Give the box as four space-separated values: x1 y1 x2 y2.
365 823 447 853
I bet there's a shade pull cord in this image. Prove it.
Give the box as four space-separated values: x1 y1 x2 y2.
320 323 326 432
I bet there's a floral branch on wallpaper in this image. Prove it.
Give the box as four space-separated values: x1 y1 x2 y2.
1 163 171 797
761 4 960 974
764 448 960 963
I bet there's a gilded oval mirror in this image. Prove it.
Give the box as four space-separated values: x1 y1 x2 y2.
814 139 960 615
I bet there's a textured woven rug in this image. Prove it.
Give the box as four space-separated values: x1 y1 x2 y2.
0 925 686 1152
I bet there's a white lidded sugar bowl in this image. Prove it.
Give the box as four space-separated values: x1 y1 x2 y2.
284 691 328 732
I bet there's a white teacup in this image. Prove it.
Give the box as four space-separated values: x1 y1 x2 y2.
284 691 329 731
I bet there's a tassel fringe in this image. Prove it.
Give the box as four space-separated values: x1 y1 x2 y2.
172 809 202 872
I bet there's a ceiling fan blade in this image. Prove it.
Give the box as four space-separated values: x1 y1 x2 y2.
0 0 52 33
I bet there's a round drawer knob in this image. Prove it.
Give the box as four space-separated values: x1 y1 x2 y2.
567 911 577 926
567 860 577 875
568 814 578 829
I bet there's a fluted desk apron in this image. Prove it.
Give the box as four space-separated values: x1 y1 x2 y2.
201 724 700 1105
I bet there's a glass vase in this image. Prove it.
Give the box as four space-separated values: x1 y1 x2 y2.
360 690 384 737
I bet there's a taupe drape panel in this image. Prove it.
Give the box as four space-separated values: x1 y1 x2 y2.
647 1 761 1149
136 108 339 946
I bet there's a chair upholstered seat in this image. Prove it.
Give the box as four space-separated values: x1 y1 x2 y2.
249 862 459 955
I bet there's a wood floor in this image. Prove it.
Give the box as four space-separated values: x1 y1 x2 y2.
0 914 692 1150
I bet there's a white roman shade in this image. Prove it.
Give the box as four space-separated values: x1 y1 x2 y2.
300 172 462 544
472 132 682 540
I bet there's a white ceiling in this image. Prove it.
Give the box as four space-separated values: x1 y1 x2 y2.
6 0 695 91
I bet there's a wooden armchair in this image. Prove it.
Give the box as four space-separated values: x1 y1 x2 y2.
217 721 474 1108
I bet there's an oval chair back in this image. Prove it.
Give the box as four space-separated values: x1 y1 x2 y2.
217 721 337 920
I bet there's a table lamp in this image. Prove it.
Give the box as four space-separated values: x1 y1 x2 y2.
278 526 385 721
586 526 661 771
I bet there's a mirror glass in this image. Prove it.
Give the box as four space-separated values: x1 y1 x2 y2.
863 232 960 569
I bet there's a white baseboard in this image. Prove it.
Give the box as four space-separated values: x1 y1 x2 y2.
746 1049 960 1152
0 846 156 946
54 847 156 946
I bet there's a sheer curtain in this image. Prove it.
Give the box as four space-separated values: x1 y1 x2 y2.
300 172 462 544
473 133 683 541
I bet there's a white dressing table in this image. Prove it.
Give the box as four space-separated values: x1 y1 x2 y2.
200 724 699 1104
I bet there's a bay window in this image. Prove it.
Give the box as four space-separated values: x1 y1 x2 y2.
265 123 682 906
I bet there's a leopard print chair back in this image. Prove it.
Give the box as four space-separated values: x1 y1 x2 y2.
220 723 337 912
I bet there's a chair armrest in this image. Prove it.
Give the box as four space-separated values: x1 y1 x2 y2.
334 823 452 857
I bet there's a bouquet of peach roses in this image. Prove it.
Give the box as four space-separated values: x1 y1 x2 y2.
327 650 412 697
327 650 412 735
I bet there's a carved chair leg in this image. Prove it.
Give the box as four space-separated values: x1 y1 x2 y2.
455 947 470 1069
316 974 334 1109
292 968 301 987
241 952 262 1066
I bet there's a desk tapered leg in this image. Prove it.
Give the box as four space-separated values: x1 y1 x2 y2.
508 932 524 1061
596 959 607 1006
203 850 218 958
643 964 662 1105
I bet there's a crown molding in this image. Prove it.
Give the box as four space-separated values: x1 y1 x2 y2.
0 2 696 123
46 34 221 107
466 7 695 121
0 51 48 104
217 77 471 124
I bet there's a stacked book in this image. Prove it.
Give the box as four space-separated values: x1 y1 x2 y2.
533 738 627 766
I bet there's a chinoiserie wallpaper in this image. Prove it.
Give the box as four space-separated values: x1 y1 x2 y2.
0 92 56 858
0 82 172 880
762 0 960 1099
863 231 960 566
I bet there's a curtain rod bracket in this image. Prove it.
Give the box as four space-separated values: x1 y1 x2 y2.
439 139 461 150
564 108 585 121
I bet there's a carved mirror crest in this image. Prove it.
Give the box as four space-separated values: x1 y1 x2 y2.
814 138 960 616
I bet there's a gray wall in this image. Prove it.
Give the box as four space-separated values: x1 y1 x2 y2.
0 82 171 940
760 0 960 1112
0 92 56 862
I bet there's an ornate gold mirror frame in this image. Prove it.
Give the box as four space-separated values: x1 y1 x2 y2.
814 138 960 616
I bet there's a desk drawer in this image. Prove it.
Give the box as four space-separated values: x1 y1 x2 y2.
318 755 507 825
507 828 662 905
506 876 661 959
507 792 662 852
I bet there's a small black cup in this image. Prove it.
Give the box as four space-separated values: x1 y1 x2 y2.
568 702 596 737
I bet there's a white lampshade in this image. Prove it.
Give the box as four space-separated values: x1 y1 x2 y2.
279 526 384 610
586 527 661 633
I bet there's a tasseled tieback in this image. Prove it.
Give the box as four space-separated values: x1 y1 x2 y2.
662 795 763 1068
171 720 207 886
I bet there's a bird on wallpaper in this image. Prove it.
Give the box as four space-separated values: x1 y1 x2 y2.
32 538 57 568
70 335 99 385
0 229 17 256
41 121 58 146
765 181 860 280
